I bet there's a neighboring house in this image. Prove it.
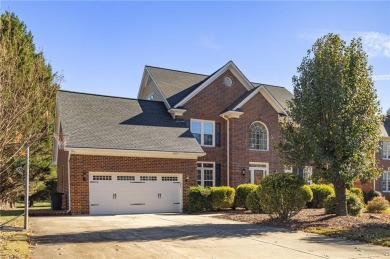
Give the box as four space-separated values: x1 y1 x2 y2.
53 61 293 215
355 116 390 201
53 61 389 215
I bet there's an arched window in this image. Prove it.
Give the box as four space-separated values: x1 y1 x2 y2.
249 122 268 150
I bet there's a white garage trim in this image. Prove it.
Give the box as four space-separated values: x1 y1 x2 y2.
89 172 182 215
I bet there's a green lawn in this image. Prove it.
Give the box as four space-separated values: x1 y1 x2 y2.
16 201 51 208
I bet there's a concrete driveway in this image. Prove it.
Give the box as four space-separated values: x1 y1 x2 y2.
31 214 390 259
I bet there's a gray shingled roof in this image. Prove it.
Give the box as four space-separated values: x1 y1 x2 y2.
263 84 294 112
381 116 390 138
146 66 293 111
57 91 204 153
146 66 208 107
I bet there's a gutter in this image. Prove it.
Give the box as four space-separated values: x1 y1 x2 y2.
66 150 71 213
221 115 230 186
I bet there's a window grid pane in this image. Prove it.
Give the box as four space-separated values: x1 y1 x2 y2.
384 142 390 159
191 120 214 146
249 122 268 150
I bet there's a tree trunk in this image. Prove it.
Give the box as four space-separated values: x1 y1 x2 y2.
334 180 347 216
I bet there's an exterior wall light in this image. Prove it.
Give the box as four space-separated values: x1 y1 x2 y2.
242 168 246 176
83 172 88 181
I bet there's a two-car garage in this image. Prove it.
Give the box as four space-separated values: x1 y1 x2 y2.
89 172 182 215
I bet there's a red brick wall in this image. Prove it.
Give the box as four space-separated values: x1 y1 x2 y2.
181 69 283 187
181 70 248 186
68 155 196 215
230 92 284 187
354 144 390 201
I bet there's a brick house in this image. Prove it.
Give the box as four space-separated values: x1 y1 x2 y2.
355 116 390 201
53 61 389 215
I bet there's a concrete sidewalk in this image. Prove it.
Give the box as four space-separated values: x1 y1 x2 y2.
31 213 390 259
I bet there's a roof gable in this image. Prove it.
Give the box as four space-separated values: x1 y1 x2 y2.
173 61 254 108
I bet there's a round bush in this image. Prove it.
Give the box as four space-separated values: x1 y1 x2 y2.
235 184 257 209
364 189 382 204
366 196 389 213
246 188 262 213
348 188 364 204
210 186 235 210
324 193 364 216
186 186 211 212
308 184 335 208
256 173 313 220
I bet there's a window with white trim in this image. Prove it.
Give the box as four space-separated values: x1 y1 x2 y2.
303 166 313 185
284 166 293 173
249 122 268 150
147 92 155 101
382 171 390 192
197 162 215 187
383 142 390 160
190 119 215 146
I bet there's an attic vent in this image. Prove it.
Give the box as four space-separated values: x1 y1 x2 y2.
224 77 233 87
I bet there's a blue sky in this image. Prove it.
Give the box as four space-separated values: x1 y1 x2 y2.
2 1 389 113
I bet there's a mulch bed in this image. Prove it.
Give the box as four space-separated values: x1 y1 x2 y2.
214 208 390 231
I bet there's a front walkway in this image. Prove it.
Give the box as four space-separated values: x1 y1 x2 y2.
31 213 390 258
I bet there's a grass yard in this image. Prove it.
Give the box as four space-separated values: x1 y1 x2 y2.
0 209 29 259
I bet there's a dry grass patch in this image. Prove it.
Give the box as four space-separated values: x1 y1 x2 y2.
215 208 390 247
0 209 29 259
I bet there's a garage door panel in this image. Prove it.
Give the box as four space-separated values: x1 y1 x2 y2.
89 173 182 215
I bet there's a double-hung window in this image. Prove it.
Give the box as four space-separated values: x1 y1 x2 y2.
382 171 390 192
383 142 390 160
197 162 215 187
190 119 215 147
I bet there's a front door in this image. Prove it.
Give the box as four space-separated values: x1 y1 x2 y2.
249 166 269 184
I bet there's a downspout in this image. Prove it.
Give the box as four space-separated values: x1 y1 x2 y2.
222 115 230 186
66 150 71 213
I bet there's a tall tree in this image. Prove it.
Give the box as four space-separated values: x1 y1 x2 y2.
0 12 59 208
280 34 383 216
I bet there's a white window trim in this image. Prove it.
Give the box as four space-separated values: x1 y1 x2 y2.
382 171 390 193
249 121 269 151
383 142 390 160
197 161 215 187
146 92 155 101
303 166 313 185
249 163 269 184
190 119 216 147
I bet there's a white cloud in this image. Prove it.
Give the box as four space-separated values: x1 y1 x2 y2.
199 34 221 50
357 31 390 58
373 74 390 81
299 30 390 58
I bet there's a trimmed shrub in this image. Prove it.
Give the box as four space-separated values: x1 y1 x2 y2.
366 196 389 213
246 188 262 213
324 193 364 216
186 186 211 212
308 184 335 208
348 188 364 204
364 189 382 204
210 186 235 210
257 173 313 220
235 184 257 209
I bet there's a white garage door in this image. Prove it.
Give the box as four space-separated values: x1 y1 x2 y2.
89 172 182 215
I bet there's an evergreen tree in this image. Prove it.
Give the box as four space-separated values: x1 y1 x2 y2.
0 12 59 208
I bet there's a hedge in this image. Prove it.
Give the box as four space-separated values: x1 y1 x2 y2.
210 186 235 210
235 184 257 209
308 184 334 208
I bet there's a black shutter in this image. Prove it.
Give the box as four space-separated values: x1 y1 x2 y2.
215 164 221 186
216 122 221 147
298 168 304 179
